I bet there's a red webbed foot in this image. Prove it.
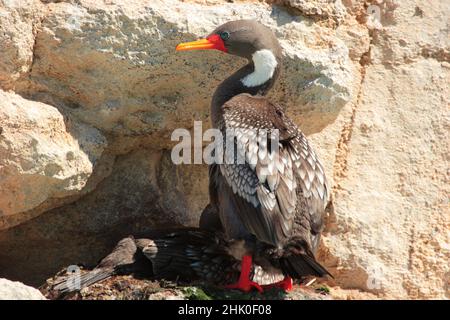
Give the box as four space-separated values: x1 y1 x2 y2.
225 279 263 293
225 255 263 293
261 276 293 292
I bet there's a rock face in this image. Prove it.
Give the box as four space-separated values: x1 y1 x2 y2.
0 0 44 90
318 0 450 299
275 0 347 25
0 278 46 300
0 0 448 299
0 90 107 228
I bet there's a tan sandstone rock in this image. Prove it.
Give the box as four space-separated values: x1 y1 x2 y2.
0 278 46 300
0 90 108 229
14 0 353 145
274 0 348 25
319 0 450 299
0 0 45 90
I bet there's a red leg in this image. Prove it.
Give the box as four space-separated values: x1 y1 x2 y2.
225 255 263 293
261 276 293 292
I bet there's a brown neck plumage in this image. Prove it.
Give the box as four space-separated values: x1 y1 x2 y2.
210 61 280 127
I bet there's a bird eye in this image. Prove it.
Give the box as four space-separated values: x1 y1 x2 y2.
219 31 230 41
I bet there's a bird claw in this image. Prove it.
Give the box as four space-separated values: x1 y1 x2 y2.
261 276 293 292
225 255 263 293
225 280 264 293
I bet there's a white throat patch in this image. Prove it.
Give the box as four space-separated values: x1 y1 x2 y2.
241 49 277 88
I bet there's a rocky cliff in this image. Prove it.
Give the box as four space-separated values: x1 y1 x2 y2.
0 0 448 299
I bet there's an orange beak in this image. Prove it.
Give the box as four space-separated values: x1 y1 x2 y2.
176 35 227 52
176 38 216 51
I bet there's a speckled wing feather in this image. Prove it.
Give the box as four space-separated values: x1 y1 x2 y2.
215 93 329 247
281 115 329 242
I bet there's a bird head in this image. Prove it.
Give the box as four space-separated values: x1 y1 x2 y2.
176 20 282 62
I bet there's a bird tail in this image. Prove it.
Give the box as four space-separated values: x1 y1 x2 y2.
49 236 139 296
279 253 332 279
51 268 114 294
272 237 333 279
